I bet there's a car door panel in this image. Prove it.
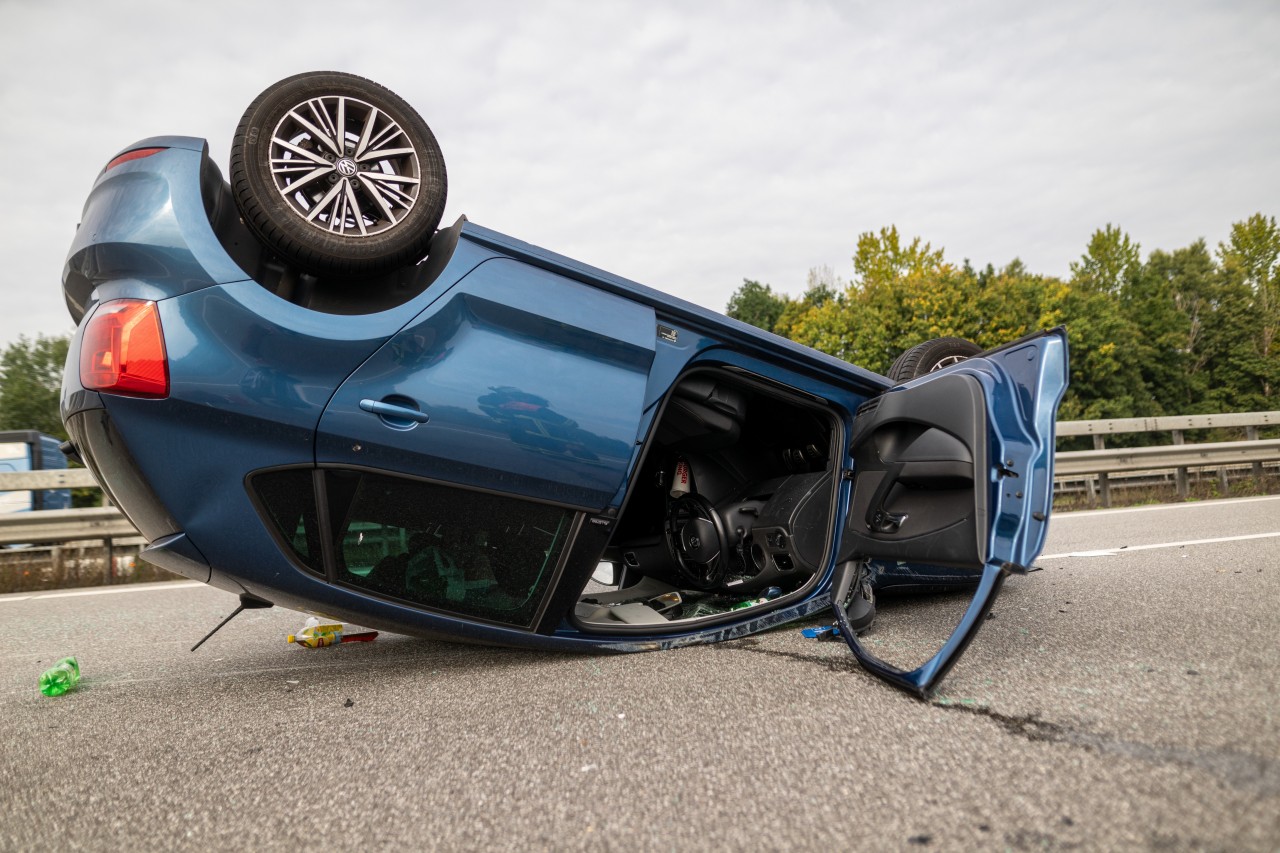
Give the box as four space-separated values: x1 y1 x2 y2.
841 371 989 568
316 259 657 510
833 328 1068 697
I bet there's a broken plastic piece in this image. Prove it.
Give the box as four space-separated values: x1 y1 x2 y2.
730 586 783 611
801 625 841 641
39 657 81 696
648 591 683 612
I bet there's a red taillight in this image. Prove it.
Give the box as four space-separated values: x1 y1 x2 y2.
80 300 169 398
103 147 167 173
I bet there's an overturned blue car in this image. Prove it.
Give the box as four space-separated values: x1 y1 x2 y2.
60 72 1067 697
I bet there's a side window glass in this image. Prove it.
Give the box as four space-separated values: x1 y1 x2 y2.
327 471 575 627
251 469 323 575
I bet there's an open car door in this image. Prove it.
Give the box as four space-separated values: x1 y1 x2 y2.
833 328 1068 697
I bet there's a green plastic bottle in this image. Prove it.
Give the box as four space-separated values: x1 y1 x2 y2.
39 657 81 697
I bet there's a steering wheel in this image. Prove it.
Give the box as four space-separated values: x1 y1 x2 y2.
664 493 731 590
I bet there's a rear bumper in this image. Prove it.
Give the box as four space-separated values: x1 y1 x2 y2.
64 406 178 542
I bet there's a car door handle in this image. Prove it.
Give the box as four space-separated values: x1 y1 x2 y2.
359 398 430 424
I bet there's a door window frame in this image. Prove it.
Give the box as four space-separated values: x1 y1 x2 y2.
248 464 589 630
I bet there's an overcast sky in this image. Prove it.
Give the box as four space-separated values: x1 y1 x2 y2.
1 0 1276 349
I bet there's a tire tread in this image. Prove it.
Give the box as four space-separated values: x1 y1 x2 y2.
887 337 983 382
228 71 446 279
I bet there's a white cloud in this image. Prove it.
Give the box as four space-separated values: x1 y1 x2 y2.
0 0 1276 348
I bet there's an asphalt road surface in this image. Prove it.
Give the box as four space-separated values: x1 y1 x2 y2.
2 496 1278 851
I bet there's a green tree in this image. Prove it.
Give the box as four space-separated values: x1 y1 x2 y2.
0 335 71 440
785 227 1016 374
973 261 1058 348
1071 225 1142 295
738 216 1275 418
1217 213 1280 400
725 279 787 332
1134 241 1217 412
816 226 954 372
853 226 947 287
786 291 866 366
1199 273 1267 411
1040 282 1149 420
1054 226 1151 418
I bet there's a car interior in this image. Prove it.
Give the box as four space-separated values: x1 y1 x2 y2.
575 369 840 630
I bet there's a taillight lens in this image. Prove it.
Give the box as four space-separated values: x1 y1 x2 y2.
80 300 169 398
103 147 167 173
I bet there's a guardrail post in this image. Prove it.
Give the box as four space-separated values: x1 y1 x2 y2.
1247 426 1264 479
1172 430 1189 498
1093 435 1112 507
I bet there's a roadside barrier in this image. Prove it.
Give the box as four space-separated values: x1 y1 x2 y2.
1055 411 1279 506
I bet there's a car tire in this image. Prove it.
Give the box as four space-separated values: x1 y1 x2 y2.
230 71 447 278
887 337 983 382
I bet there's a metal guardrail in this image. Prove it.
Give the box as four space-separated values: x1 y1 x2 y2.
1054 410 1279 506
0 411 1275 544
1056 410 1279 437
0 507 139 547
0 469 138 547
1 468 101 490
1055 439 1280 476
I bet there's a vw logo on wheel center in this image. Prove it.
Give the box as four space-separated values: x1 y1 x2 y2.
336 158 358 177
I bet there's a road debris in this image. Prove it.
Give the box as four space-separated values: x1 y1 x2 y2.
287 617 379 648
39 657 80 696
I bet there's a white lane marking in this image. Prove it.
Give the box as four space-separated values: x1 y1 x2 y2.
0 581 205 603
1051 549 1121 558
1054 494 1280 519
1040 531 1280 560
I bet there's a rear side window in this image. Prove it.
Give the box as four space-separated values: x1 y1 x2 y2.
251 469 323 575
325 470 575 628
